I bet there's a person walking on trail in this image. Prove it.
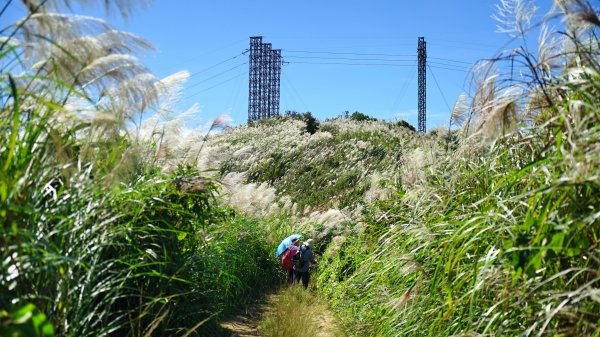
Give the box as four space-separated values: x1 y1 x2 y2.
294 239 317 289
281 238 300 283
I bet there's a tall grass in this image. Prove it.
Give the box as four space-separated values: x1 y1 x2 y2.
1 2 280 336
260 286 345 337
137 1 599 335
206 116 416 211
316 1 600 336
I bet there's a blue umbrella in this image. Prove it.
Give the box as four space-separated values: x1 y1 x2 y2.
275 234 302 257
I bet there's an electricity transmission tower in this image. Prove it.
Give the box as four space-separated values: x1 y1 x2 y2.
417 37 426 133
248 36 282 122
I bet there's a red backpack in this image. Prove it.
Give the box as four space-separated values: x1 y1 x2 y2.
281 246 298 270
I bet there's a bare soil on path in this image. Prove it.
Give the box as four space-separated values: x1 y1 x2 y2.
220 287 343 337
219 293 275 337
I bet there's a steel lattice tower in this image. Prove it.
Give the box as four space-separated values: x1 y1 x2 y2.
248 37 262 122
247 37 282 122
269 49 282 118
260 43 271 119
417 37 426 133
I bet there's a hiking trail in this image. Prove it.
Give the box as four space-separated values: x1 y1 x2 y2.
220 287 344 337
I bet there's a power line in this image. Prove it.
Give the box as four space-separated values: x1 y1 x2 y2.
229 70 246 115
188 52 245 77
427 37 498 48
429 56 473 65
159 39 248 73
282 73 309 112
286 55 415 62
427 60 470 70
288 61 414 67
427 40 495 52
428 65 470 73
389 64 416 113
284 49 473 68
185 71 248 99
427 63 452 113
284 49 416 57
186 62 248 90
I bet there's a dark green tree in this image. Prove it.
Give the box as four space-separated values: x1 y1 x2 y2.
285 110 320 134
395 119 416 132
349 111 377 122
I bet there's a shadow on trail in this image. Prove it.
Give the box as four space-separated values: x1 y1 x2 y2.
219 285 345 337
218 289 279 337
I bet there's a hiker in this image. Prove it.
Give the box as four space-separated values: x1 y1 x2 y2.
293 239 317 289
281 238 300 283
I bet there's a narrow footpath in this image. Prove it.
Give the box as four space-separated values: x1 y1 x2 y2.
220 287 344 337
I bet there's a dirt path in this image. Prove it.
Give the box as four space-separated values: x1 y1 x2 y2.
219 293 276 337
220 288 343 337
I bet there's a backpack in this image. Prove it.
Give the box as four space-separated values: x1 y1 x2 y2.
292 248 304 269
281 246 297 270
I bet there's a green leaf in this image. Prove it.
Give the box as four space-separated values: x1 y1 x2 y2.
13 304 35 324
3 75 21 172
42 322 54 337
548 232 564 253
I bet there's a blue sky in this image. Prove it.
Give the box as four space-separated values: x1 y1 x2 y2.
4 0 550 129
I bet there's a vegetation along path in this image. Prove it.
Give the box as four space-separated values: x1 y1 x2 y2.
2 1 599 337
221 286 345 337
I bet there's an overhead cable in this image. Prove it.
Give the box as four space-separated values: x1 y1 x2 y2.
187 62 248 90
284 49 416 57
288 61 414 67
185 71 248 99
188 52 245 77
427 63 453 113
286 55 415 62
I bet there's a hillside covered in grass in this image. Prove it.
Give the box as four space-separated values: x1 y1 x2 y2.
206 116 432 209
2 0 599 336
0 2 281 336
198 2 600 336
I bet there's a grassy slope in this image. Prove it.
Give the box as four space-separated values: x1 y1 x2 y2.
0 8 280 337
208 106 599 336
4 2 599 336
318 126 599 336
207 117 425 211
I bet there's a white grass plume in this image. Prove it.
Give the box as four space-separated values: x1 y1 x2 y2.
493 0 538 38
17 13 154 91
155 70 190 116
537 23 563 75
557 0 600 32
21 0 153 20
449 93 469 129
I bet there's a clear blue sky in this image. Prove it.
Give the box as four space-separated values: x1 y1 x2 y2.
4 0 550 129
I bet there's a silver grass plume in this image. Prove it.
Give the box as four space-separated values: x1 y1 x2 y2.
557 1 600 70
13 12 157 122
146 71 192 162
155 70 190 117
474 87 520 139
153 107 201 167
493 0 539 38
133 71 191 136
524 90 551 121
18 13 154 86
99 71 159 120
556 0 600 32
465 61 499 136
21 0 153 20
537 23 563 77
209 113 233 130
193 113 233 164
449 93 469 129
